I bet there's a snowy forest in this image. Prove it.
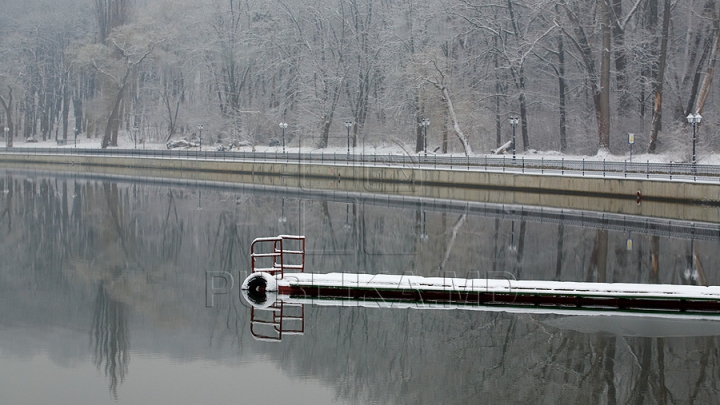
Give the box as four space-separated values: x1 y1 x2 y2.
1 0 719 157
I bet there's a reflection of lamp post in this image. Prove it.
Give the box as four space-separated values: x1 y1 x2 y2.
343 203 352 230
278 198 287 223
686 113 702 166
198 124 204 151
508 220 517 252
419 211 428 242
197 191 202 211
279 122 287 153
509 117 519 161
4 127 9 148
132 126 138 149
345 121 353 160
421 118 430 157
74 127 78 147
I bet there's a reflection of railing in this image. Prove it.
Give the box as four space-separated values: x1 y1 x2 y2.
250 235 305 278
250 301 305 342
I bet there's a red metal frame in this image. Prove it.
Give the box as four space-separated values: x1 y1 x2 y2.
250 301 305 341
250 235 305 278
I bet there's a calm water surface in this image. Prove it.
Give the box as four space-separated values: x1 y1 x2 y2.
0 170 719 404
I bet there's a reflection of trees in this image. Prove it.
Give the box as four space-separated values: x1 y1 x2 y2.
278 304 720 405
587 230 609 282
0 175 12 232
207 205 253 352
438 214 467 271
91 283 129 399
4 172 720 404
514 220 527 278
555 223 564 280
161 190 184 262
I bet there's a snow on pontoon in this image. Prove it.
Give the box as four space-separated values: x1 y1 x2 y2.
241 235 720 340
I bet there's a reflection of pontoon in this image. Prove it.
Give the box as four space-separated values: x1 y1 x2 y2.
242 235 720 341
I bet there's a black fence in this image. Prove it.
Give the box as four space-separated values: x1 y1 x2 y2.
2 147 719 182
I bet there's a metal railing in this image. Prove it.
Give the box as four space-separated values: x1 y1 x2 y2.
250 235 306 278
2 147 720 182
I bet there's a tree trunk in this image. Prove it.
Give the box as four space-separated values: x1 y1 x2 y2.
598 0 612 151
102 68 131 148
647 0 671 153
494 34 503 148
675 0 715 121
558 32 567 152
519 72 529 151
415 94 423 153
695 27 720 115
612 0 629 114
318 83 341 149
442 86 472 156
0 86 14 147
62 76 70 141
561 4 610 151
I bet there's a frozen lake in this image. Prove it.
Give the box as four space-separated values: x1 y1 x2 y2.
0 170 718 404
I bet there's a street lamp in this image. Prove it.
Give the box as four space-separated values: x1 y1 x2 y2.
279 122 288 153
73 127 78 147
4 127 8 148
197 124 204 151
686 113 702 166
509 116 519 160
132 126 138 149
345 121 353 160
421 118 430 157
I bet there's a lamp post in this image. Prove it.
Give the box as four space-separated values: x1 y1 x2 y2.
279 122 287 153
345 121 353 160
74 127 78 147
197 124 204 151
509 116 519 160
686 113 702 166
132 126 138 149
4 127 9 148
421 118 430 157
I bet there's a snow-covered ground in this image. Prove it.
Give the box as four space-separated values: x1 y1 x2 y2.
7 135 720 165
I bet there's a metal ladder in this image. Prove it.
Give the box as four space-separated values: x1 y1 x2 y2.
250 235 306 278
250 301 305 342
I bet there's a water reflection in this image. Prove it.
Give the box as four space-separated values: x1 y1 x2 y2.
91 284 129 399
0 170 719 404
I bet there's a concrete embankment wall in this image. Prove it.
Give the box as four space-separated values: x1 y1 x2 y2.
0 153 718 223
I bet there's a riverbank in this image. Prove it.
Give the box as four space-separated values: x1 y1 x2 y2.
0 149 718 223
